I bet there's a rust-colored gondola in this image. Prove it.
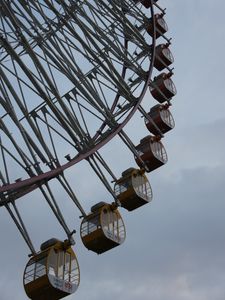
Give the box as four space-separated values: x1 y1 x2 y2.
147 14 168 38
135 135 168 172
80 202 126 254
23 239 80 300
145 104 175 135
150 73 177 103
115 168 153 211
133 0 158 8
154 44 174 71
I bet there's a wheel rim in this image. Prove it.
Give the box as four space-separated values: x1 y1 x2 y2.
0 0 156 198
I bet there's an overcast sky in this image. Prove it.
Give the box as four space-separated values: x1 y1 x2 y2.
0 0 225 299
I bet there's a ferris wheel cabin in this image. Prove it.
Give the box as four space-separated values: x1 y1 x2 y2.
135 136 168 172
114 168 153 211
154 44 174 71
133 0 158 8
23 239 80 300
147 14 168 38
145 104 175 135
80 202 126 254
150 73 177 103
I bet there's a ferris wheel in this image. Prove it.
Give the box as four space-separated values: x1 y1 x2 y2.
0 0 176 299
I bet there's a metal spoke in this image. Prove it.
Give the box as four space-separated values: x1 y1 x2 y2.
0 0 160 252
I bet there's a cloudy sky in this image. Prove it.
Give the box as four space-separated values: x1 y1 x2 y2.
0 0 225 299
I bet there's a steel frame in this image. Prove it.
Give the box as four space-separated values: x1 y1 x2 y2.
0 0 159 252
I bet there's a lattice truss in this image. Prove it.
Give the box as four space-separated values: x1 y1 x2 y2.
0 0 154 194
0 0 157 251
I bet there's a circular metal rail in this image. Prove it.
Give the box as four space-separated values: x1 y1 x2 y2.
0 0 156 201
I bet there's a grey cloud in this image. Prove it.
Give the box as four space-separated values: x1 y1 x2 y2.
1 1 225 299
69 163 225 300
